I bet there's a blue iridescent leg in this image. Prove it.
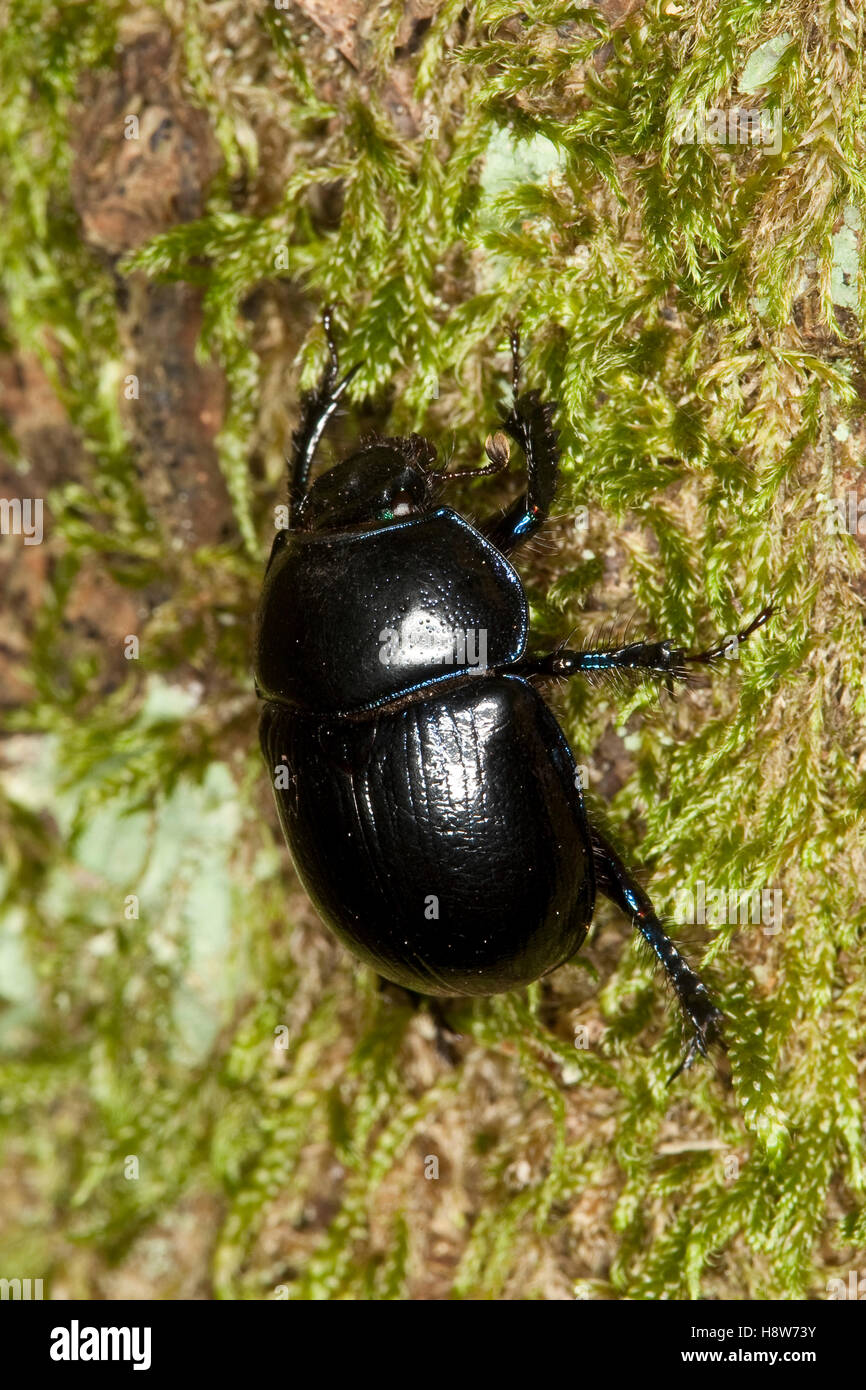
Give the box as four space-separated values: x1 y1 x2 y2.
514 607 774 686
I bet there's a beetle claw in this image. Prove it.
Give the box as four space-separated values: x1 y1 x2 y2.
668 1002 724 1084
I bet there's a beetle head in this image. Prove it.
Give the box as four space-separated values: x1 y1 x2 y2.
296 430 510 531
296 434 439 531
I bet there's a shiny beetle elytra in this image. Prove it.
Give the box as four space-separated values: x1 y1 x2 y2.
254 309 772 1075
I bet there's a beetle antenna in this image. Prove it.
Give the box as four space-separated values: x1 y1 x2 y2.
428 432 510 483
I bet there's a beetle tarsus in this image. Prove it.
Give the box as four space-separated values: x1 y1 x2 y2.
682 603 775 666
321 302 340 377
510 325 521 398
668 995 725 1083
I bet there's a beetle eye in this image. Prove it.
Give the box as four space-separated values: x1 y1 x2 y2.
391 490 414 518
378 491 414 521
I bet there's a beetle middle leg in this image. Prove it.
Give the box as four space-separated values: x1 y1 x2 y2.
589 825 723 1079
481 328 561 556
513 605 773 687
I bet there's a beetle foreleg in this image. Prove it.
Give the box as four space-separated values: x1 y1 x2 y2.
481 330 561 556
589 826 723 1080
288 305 362 520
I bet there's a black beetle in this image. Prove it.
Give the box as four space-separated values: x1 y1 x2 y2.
255 309 772 1075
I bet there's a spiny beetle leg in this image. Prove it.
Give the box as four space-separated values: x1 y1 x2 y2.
482 328 561 556
514 605 774 685
289 304 362 519
589 826 723 1080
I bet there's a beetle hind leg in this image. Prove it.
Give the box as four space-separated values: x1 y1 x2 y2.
589 825 723 1079
377 978 462 1064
